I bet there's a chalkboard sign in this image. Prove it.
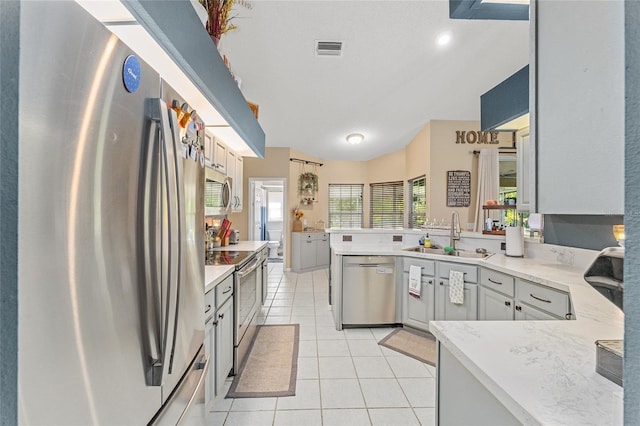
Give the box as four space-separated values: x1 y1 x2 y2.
447 170 471 207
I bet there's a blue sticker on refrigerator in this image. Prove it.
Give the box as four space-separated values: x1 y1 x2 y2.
122 55 141 93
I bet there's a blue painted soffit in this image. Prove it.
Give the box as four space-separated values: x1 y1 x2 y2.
124 1 265 158
480 65 529 131
450 0 529 21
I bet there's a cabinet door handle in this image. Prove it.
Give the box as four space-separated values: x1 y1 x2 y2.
205 304 212 314
212 320 219 326
218 313 225 319
515 305 522 311
428 280 433 284
439 281 444 285
504 301 511 307
488 278 502 285
222 286 232 294
530 293 552 303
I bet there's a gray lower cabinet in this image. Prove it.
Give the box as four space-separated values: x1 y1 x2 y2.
478 268 572 321
205 274 235 408
435 280 478 321
515 278 572 319
514 302 559 320
402 258 436 331
435 262 478 321
215 296 234 396
292 232 330 272
478 286 514 320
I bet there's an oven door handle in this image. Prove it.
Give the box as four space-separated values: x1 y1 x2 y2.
237 257 261 278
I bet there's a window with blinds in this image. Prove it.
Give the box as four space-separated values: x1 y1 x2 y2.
408 176 427 228
370 181 404 229
328 184 364 228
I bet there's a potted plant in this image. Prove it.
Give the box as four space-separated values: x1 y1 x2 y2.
198 0 245 45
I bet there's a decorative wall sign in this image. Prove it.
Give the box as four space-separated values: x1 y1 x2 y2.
454 130 499 145
447 170 471 207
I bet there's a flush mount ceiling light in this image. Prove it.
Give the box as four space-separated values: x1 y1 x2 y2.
346 133 364 145
436 32 452 47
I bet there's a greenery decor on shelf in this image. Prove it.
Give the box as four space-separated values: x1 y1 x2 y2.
199 0 252 43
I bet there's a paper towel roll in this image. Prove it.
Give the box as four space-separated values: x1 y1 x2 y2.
505 226 524 257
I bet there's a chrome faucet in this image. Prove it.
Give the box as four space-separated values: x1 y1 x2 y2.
450 211 461 250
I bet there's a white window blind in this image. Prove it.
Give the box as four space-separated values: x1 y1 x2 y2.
328 184 364 228
370 181 404 229
408 176 426 228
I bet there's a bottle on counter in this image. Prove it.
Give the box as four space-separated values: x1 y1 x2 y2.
423 234 432 248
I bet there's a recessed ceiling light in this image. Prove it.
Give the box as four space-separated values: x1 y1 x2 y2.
436 32 452 47
346 133 364 145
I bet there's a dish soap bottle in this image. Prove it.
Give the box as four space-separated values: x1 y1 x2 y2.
423 234 432 248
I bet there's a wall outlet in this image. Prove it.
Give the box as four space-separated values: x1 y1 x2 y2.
501 242 506 251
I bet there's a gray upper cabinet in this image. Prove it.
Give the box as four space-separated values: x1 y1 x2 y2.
535 1 624 214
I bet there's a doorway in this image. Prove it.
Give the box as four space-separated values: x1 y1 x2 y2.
248 178 287 263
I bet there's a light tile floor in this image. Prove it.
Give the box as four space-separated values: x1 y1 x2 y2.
211 262 436 426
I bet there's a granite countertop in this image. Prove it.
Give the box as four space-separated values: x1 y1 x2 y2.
331 243 624 425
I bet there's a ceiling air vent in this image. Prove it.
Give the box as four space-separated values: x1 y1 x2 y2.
315 41 343 57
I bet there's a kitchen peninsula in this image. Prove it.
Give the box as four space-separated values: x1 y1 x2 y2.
329 228 623 425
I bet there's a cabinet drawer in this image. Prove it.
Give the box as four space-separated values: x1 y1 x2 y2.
215 274 234 307
205 289 215 322
480 268 515 297
438 262 478 283
516 279 570 318
403 258 436 276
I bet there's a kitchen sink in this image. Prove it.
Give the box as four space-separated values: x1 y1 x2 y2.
404 245 443 254
403 246 493 259
450 249 493 259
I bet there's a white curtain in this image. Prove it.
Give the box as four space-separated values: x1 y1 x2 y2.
474 149 499 232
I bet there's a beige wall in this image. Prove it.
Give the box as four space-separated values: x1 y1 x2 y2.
228 147 290 250
428 120 514 228
228 120 514 267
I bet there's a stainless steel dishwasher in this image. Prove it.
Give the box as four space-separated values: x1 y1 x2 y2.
342 256 396 326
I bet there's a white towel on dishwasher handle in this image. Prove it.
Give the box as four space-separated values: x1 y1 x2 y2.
409 265 421 298
449 270 465 305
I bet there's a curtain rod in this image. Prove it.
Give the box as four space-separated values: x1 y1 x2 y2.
290 157 323 167
471 147 517 155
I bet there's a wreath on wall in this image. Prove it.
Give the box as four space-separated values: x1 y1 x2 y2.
299 172 318 193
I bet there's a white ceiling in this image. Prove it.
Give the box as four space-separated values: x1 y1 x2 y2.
219 0 530 161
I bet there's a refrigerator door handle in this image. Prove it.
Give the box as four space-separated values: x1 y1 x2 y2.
141 101 163 385
152 99 181 386
166 107 185 376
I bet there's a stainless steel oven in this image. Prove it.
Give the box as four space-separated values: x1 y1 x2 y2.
233 253 261 372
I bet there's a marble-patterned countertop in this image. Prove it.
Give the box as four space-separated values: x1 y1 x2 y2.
204 265 234 294
332 243 624 425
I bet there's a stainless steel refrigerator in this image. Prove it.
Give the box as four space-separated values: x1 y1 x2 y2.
18 2 206 424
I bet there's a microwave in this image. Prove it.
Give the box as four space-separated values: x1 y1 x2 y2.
204 167 232 216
